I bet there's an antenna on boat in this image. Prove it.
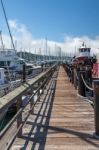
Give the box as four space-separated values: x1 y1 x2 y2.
82 42 84 47
1 0 16 51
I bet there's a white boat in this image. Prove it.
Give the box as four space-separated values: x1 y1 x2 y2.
75 42 91 64
0 68 8 122
0 68 9 90
0 49 42 72
0 49 25 72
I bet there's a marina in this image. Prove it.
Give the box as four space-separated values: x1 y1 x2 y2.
0 0 99 149
0 39 99 149
0 65 99 150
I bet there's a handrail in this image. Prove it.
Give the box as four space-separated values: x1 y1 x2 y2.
7 77 56 150
0 63 57 149
81 74 93 91
0 77 48 138
0 64 54 98
0 64 57 112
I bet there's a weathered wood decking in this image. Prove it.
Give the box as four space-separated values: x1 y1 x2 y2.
11 66 99 150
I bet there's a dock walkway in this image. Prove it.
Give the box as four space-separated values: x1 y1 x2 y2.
12 66 99 150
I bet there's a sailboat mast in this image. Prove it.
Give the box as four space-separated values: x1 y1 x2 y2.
1 0 15 51
0 30 5 50
45 37 47 61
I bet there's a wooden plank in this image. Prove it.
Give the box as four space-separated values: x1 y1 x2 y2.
11 66 99 150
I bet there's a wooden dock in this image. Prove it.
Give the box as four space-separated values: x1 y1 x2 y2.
11 66 99 150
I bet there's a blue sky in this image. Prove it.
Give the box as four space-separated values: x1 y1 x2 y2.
0 0 99 54
0 0 99 41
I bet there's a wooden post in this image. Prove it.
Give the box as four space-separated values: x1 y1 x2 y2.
74 68 77 89
28 88 34 114
69 68 72 82
41 78 45 94
23 64 26 83
86 69 93 96
78 71 85 97
71 67 74 84
66 65 69 77
94 80 99 136
41 64 43 72
45 62 47 71
17 97 22 137
37 82 41 101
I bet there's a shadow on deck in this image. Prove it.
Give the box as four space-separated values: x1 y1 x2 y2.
19 80 56 150
12 66 99 150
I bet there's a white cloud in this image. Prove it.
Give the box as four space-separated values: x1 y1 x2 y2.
62 35 99 56
1 19 99 56
9 20 17 29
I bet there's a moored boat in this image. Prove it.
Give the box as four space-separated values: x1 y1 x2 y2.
74 42 91 64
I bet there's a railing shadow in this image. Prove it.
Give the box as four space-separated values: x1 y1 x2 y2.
19 70 99 149
42 125 99 148
20 80 56 150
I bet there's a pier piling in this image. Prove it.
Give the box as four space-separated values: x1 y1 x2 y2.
94 80 99 136
78 71 85 97
74 68 77 89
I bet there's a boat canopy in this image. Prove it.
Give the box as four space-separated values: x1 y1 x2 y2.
79 48 90 52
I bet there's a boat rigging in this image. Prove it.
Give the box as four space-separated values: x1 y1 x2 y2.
0 0 16 51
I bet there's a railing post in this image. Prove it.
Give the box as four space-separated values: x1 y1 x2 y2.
94 80 99 137
78 71 85 97
65 65 68 77
45 63 46 71
71 67 74 84
29 88 34 114
69 66 72 82
86 69 93 96
23 64 26 83
37 82 41 101
74 68 77 89
17 97 22 137
41 78 45 94
41 64 43 72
